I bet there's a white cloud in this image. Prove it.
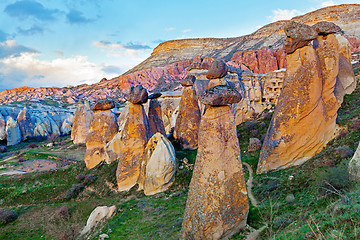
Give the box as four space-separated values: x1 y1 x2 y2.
269 9 302 22
165 27 175 31
321 1 335 7
0 52 120 89
182 29 192 33
93 41 151 57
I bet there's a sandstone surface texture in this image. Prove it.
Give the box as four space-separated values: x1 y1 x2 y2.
257 42 340 173
138 133 176 195
349 143 360 181
115 103 151 191
173 83 201 150
71 100 93 144
181 105 248 239
84 110 118 169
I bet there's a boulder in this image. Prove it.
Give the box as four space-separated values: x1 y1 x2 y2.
127 85 148 104
115 103 151 191
248 138 262 152
148 98 166 136
6 117 21 146
349 143 360 181
80 206 116 235
173 85 201 150
257 44 338 174
90 100 115 111
0 113 6 140
312 21 341 35
199 85 242 106
138 133 176 195
283 21 318 54
71 100 93 144
206 59 228 80
84 110 118 169
181 105 248 239
180 75 196 86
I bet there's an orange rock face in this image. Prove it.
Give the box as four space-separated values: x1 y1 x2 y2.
84 110 118 169
173 86 201 150
116 103 151 191
181 105 248 239
257 44 339 173
71 100 93 144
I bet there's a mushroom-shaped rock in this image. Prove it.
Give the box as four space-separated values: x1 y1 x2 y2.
312 21 341 35
206 59 228 80
148 92 162 99
90 100 115 111
181 104 248 239
148 96 166 136
283 21 318 54
199 85 242 106
138 133 176 195
116 103 151 191
127 85 148 104
180 75 195 87
174 82 201 150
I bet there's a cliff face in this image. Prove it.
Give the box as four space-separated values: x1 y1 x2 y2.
127 4 360 73
0 4 359 105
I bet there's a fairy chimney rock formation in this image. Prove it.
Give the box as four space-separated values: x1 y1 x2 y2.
115 85 152 191
71 99 93 144
84 100 118 169
181 85 248 239
257 22 345 174
173 75 201 150
148 92 166 136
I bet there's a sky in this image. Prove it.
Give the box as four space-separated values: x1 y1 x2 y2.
0 0 359 91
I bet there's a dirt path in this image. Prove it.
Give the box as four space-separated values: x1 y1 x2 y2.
243 162 258 207
243 162 267 240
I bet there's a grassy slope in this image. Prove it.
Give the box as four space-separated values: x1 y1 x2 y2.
0 71 360 239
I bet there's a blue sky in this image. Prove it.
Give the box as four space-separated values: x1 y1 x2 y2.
0 0 358 91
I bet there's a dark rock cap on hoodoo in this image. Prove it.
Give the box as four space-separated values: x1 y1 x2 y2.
312 21 341 35
90 100 115 111
206 59 228 80
180 75 196 87
148 92 162 99
283 21 318 54
199 85 242 106
127 85 148 104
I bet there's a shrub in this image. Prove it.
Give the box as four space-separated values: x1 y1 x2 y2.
0 209 18 225
315 165 352 197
